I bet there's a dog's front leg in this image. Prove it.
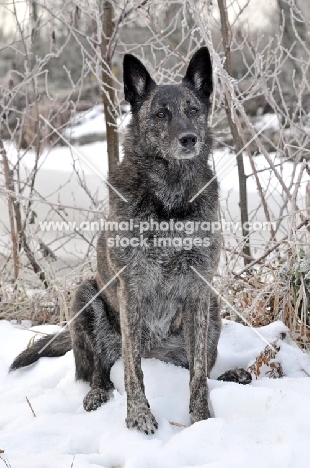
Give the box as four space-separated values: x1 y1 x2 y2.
118 280 158 434
184 286 211 424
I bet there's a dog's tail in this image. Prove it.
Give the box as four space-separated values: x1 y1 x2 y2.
9 330 72 371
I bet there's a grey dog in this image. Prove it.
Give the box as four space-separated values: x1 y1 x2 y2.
10 47 239 434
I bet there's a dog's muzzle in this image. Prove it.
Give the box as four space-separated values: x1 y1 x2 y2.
175 132 199 159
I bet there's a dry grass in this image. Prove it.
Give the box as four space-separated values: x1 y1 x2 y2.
218 254 310 350
0 278 72 326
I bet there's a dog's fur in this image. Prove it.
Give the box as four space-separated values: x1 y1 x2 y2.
10 47 225 434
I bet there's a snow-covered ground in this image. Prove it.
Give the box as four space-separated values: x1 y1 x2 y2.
1 319 310 467
62 104 131 141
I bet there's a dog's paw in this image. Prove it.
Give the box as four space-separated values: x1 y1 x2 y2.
126 407 158 435
83 387 109 411
217 368 252 385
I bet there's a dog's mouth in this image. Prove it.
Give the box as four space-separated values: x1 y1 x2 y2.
172 146 200 160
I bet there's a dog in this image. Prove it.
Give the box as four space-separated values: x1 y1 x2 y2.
10 47 233 434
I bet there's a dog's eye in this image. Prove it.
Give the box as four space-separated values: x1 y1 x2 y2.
156 111 166 119
189 108 199 115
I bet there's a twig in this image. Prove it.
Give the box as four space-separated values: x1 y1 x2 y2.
26 396 36 417
225 246 256 262
169 421 187 428
235 218 310 277
0 187 106 215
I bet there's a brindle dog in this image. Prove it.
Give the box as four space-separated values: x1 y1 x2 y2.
11 48 250 434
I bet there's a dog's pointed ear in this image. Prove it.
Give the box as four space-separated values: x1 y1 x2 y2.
123 54 156 108
182 47 213 101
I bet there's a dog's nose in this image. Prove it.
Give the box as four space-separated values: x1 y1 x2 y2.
179 133 197 148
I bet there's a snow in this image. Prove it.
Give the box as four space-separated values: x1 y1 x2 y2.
254 113 280 132
63 104 131 139
63 105 107 139
214 148 307 196
1 319 310 467
4 139 109 176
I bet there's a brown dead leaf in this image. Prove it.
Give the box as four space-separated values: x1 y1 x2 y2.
247 340 284 379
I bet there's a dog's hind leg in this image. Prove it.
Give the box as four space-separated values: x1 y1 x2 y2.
71 279 121 411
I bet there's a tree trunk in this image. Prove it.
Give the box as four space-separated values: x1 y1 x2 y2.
1 139 19 281
101 0 119 176
218 0 251 265
306 181 310 255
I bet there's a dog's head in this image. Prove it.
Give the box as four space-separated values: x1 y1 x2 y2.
123 47 213 161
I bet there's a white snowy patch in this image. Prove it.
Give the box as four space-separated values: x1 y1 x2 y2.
1 319 310 467
63 104 131 140
254 113 280 132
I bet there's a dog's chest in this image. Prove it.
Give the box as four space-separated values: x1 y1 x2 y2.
140 277 184 349
129 250 190 345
